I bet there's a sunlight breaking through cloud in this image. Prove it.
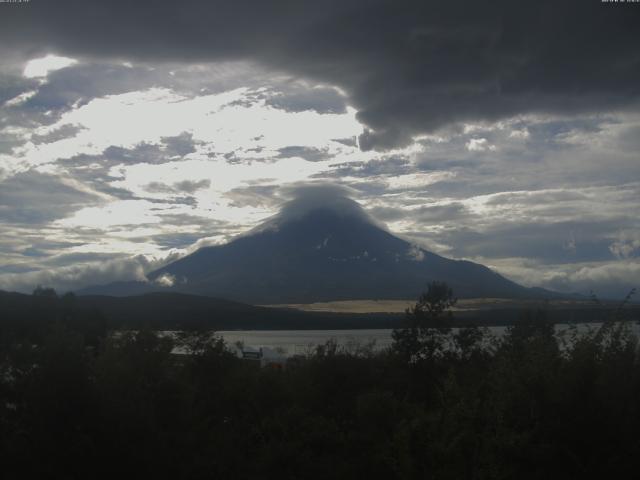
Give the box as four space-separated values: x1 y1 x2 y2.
23 54 78 79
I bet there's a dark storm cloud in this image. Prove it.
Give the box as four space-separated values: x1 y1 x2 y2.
13 240 86 264
616 125 640 151
432 221 627 264
3 0 639 150
0 171 102 224
23 63 160 111
0 74 35 105
1 64 161 137
413 203 472 224
60 131 200 189
325 157 412 178
0 76 55 135
150 232 207 249
331 137 358 148
0 133 25 155
173 179 211 194
162 132 199 157
277 146 329 162
21 247 53 258
0 255 150 293
59 162 137 200
56 132 201 199
1 61 271 142
100 132 199 164
0 74 38 108
145 179 210 195
157 213 232 230
141 179 209 206
225 83 348 114
265 85 347 114
31 124 85 145
0 263 39 275
224 185 280 208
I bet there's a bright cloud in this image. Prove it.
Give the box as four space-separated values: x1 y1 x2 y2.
8 86 365 173
465 137 496 152
23 54 78 79
0 57 638 297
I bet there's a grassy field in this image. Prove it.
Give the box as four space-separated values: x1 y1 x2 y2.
265 297 613 314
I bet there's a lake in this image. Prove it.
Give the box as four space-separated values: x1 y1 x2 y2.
216 323 640 356
217 329 397 355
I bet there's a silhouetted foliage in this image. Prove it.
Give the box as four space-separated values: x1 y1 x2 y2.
392 281 485 362
32 285 58 298
0 285 639 478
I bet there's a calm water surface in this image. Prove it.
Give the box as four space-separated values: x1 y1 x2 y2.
216 323 640 356
218 329 395 355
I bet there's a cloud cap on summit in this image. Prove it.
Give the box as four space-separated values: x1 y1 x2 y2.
271 184 376 226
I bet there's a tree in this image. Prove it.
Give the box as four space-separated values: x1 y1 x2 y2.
392 281 457 362
32 285 57 298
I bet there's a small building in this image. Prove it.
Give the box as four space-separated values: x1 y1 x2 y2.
236 345 287 369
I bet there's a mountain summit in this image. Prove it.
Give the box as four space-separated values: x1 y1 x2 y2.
79 189 550 303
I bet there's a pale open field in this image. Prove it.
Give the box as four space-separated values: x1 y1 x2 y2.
264 298 598 314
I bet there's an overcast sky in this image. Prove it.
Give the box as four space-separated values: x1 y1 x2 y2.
0 0 639 298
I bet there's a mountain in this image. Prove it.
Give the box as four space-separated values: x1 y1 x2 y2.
78 197 559 304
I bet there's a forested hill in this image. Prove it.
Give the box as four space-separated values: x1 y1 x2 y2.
0 290 399 331
2 289 635 333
